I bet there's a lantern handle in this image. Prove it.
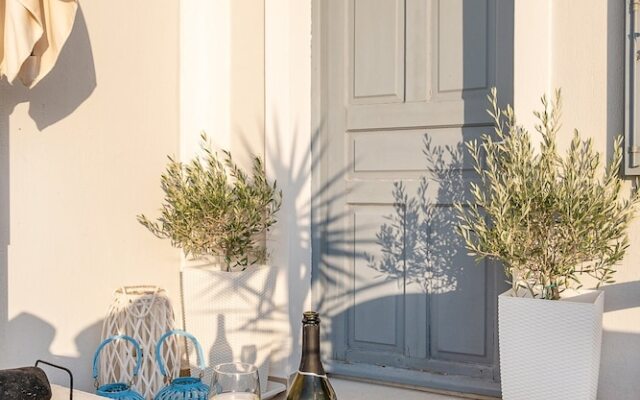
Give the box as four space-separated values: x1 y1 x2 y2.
92 335 143 385
156 329 205 380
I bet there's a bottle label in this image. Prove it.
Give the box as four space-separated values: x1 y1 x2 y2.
297 370 327 379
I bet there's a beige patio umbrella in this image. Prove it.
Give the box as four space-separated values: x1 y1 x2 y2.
0 0 78 87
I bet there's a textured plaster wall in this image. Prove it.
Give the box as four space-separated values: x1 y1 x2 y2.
181 0 307 379
551 2 640 398
513 0 551 129
0 1 182 391
230 0 265 169
6 0 635 397
554 2 640 399
0 0 279 391
180 0 264 167
265 0 313 377
516 1 640 398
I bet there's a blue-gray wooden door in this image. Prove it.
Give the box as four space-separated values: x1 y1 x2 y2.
312 0 513 395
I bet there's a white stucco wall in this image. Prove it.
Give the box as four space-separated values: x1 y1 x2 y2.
180 0 231 158
180 0 264 167
2 0 634 397
0 1 182 391
551 2 640 399
515 1 640 399
265 0 313 378
0 0 300 391
513 0 551 129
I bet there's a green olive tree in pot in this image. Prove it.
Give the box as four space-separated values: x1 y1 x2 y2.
455 89 639 400
138 133 281 394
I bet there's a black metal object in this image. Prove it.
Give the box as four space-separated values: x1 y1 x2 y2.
35 360 73 400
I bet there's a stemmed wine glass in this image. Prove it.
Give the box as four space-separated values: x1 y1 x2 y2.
210 362 261 400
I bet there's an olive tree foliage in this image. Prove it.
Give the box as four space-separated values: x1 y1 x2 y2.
138 133 282 272
455 89 640 300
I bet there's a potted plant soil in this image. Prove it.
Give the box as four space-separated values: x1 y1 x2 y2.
455 89 639 400
138 133 281 393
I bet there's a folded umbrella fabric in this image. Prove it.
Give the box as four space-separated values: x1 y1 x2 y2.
0 0 78 87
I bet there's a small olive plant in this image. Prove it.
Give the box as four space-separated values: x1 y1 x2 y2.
138 133 282 272
455 89 640 300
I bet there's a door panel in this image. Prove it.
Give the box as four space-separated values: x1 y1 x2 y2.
437 0 489 92
352 206 403 348
351 127 486 174
351 0 405 103
313 0 513 392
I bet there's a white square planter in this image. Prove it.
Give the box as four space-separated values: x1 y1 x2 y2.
181 262 277 394
498 289 604 400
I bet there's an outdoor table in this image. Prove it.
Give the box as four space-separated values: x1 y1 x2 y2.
51 384 103 399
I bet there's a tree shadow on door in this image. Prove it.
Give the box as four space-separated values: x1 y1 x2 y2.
319 132 505 396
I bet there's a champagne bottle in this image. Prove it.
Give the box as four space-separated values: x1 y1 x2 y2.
287 311 337 400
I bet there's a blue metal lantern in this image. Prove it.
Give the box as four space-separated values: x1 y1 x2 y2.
92 335 145 400
154 330 209 400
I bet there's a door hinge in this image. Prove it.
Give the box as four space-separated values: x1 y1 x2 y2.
629 146 640 168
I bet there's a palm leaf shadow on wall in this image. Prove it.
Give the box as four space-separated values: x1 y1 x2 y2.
220 120 350 374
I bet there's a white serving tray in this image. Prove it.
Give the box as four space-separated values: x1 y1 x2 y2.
262 379 287 399
52 380 286 400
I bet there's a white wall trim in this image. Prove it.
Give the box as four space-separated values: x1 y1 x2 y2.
180 0 231 160
265 0 313 377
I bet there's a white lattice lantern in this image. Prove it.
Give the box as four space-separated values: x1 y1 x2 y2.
101 286 181 400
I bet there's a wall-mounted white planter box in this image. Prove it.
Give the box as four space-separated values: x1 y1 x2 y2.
181 262 278 394
498 289 604 400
